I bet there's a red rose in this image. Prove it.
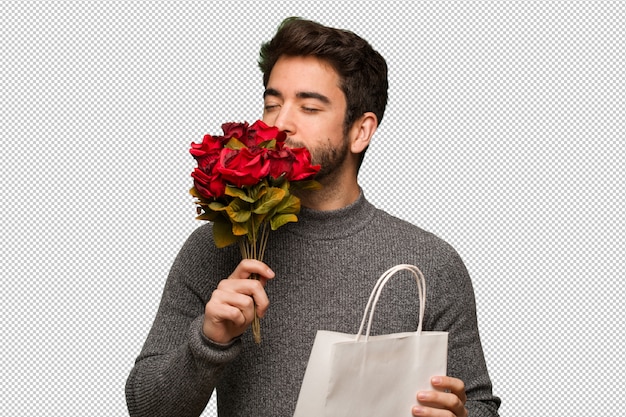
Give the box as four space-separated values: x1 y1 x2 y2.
221 122 249 140
218 147 270 187
190 134 227 169
267 148 296 179
191 160 226 199
249 120 286 145
288 147 321 181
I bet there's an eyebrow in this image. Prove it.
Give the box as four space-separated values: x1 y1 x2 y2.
263 88 331 104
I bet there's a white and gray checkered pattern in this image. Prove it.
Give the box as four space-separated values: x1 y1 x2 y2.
3 1 624 416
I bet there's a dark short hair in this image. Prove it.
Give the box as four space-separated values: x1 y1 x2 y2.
259 17 388 142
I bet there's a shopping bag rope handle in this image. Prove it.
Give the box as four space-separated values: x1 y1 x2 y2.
355 264 426 342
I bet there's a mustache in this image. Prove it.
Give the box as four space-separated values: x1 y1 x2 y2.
285 138 306 149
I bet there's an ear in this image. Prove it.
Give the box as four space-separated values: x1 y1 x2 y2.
349 112 378 154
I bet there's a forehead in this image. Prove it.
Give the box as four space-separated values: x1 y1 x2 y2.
266 55 343 99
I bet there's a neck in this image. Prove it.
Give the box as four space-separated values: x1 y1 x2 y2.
297 181 361 211
298 156 361 210
283 188 373 241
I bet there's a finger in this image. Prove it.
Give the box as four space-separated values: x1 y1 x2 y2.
414 376 467 417
208 287 256 323
228 259 275 283
431 376 467 404
210 300 248 327
416 390 465 415
412 404 466 417
217 278 271 317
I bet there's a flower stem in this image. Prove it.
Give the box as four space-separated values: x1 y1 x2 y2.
251 296 261 344
240 234 263 345
259 222 269 262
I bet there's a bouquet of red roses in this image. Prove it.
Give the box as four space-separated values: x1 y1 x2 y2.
189 120 321 343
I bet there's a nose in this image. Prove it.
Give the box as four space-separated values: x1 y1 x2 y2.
271 106 296 135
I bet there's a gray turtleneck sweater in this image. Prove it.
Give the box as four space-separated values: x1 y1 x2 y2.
126 192 500 416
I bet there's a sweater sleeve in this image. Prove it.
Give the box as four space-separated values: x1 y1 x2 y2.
125 226 241 417
425 241 501 416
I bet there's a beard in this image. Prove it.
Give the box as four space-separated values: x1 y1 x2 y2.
286 136 350 183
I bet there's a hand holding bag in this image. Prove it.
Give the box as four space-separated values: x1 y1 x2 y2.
293 264 448 417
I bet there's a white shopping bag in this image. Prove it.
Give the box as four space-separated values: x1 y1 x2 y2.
293 264 448 417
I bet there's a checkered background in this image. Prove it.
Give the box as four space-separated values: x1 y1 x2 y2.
3 1 624 416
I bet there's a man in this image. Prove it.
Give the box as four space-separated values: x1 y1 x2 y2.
126 17 501 417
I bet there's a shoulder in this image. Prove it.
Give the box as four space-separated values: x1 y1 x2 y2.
172 223 240 281
371 208 460 254
172 222 216 264
184 222 215 246
368 208 471 283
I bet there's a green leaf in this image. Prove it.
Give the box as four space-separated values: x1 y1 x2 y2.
225 199 251 223
231 221 249 236
253 187 286 214
225 186 255 203
209 201 227 211
225 137 246 150
258 139 276 149
212 220 238 248
270 213 298 230
276 193 301 214
250 180 269 201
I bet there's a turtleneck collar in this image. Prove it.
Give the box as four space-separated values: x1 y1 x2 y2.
283 189 377 240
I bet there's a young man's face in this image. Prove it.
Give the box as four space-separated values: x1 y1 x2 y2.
262 55 351 181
